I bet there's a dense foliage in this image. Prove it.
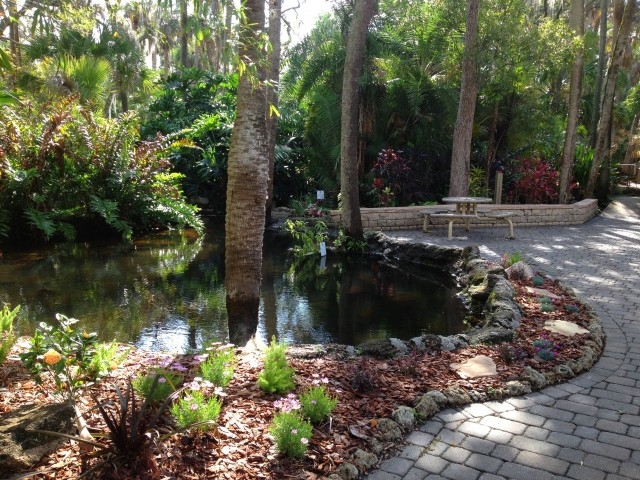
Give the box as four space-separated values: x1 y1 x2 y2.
0 96 204 245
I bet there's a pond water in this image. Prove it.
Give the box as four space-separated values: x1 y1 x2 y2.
0 229 467 353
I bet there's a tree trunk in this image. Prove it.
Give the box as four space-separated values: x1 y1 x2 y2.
225 0 268 347
448 0 480 197
223 1 233 74
8 0 20 74
180 0 189 68
485 102 500 185
586 0 635 198
558 0 584 204
339 0 376 239
589 0 608 148
265 0 282 225
623 113 640 164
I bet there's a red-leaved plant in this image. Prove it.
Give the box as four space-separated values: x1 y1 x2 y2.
507 157 558 204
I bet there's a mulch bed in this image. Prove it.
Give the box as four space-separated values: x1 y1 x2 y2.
0 275 598 480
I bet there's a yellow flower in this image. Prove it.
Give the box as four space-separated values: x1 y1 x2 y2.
43 349 62 365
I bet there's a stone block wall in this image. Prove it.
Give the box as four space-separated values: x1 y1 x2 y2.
327 199 598 231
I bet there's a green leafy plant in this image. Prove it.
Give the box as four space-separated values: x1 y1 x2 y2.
86 341 129 381
199 344 237 387
532 275 545 287
566 304 580 313
257 337 296 394
299 383 338 424
500 251 523 268
284 219 328 257
538 296 555 312
269 410 313 458
170 389 222 431
19 313 100 399
533 336 558 361
133 368 183 402
334 228 368 253
0 304 19 365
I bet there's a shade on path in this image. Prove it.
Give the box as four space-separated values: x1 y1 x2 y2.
366 197 640 480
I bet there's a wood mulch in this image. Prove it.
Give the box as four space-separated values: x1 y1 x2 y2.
0 275 598 480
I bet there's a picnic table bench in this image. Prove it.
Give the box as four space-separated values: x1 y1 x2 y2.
422 198 516 239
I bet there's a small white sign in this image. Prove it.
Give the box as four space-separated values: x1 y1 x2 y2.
319 241 327 257
319 256 327 270
316 190 325 201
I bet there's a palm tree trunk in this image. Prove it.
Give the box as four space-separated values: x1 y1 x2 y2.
586 0 635 198
448 0 480 197
558 0 584 204
589 0 608 148
340 0 376 239
225 0 268 347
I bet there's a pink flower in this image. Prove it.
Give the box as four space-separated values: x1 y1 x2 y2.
190 403 199 411
291 429 298 435
300 438 309 445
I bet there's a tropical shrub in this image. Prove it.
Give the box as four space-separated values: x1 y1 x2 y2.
0 96 203 245
364 148 448 207
506 157 558 204
19 314 100 398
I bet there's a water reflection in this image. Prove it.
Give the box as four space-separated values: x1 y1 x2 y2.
0 230 467 352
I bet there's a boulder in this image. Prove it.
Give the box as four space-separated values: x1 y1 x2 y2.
0 402 75 476
353 448 378 470
391 406 415 430
376 418 403 441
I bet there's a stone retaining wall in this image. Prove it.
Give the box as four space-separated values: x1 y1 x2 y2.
327 199 598 231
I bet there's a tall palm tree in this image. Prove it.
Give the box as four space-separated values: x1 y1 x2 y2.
224 0 268 346
340 0 377 239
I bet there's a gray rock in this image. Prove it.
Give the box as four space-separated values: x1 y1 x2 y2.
358 339 400 358
335 462 359 480
368 437 384 455
442 385 471 406
388 338 409 355
376 418 403 441
0 402 75 476
423 390 448 408
353 448 378 470
491 278 516 301
504 380 532 396
468 327 514 345
505 261 534 280
519 366 548 390
391 406 415 430
415 394 439 418
326 475 343 480
439 336 456 351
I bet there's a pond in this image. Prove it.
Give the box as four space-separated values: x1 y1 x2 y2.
0 229 468 353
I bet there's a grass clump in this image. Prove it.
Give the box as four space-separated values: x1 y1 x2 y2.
133 368 183 402
199 344 237 387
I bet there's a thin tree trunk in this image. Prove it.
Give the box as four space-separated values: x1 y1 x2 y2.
623 113 640 164
265 0 282 225
589 0 608 148
586 0 635 198
223 1 233 74
485 102 500 186
559 0 584 204
339 0 376 239
225 0 268 347
180 0 189 68
448 0 480 197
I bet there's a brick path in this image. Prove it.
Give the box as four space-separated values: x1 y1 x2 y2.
366 197 640 480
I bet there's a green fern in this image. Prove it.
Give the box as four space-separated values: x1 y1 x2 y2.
25 208 56 240
89 196 133 241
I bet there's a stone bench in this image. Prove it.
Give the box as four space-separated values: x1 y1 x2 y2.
422 210 516 239
480 211 516 239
